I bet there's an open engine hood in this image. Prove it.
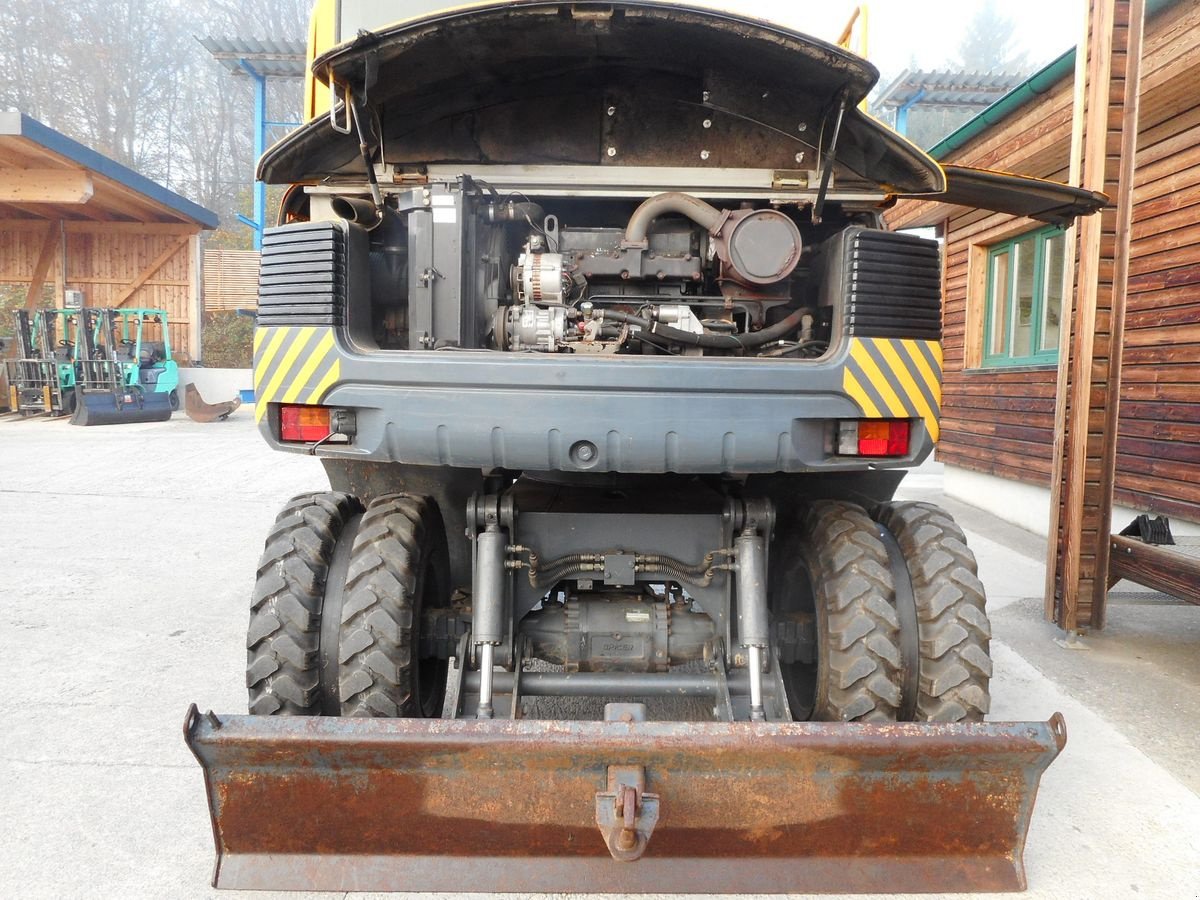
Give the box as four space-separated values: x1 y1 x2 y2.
900 165 1110 225
259 1 945 195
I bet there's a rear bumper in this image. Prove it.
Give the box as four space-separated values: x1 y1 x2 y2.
185 705 1065 894
252 328 943 474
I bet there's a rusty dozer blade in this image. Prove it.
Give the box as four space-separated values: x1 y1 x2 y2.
184 705 1066 894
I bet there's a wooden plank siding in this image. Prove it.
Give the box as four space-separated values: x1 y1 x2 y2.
202 249 260 312
888 0 1200 529
0 220 198 360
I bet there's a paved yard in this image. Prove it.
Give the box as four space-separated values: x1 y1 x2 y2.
2 412 1198 899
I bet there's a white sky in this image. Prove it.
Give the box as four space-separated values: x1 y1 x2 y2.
671 1 1085 84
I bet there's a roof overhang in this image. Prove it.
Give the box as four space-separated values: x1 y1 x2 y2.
198 37 307 78
0 112 218 228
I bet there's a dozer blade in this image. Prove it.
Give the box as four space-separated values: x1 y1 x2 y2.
70 388 172 426
184 705 1066 894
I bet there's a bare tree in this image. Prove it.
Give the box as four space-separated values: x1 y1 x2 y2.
0 0 308 243
956 0 1030 74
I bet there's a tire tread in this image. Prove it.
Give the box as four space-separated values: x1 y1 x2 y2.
877 502 992 722
803 500 902 722
246 491 359 715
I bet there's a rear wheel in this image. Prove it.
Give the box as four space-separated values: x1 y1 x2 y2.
773 500 902 722
876 502 992 722
168 388 179 410
338 494 451 718
246 491 362 715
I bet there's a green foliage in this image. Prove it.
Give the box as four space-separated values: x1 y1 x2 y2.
0 284 54 338
201 310 253 368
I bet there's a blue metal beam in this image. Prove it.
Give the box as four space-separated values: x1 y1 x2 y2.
895 87 926 136
239 58 268 250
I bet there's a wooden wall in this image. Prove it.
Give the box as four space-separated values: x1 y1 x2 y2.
203 248 260 312
889 0 1200 523
0 220 200 362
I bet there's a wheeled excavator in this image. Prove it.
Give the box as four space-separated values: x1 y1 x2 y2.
185 1 1105 892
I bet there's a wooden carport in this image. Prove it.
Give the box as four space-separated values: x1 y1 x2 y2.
0 112 218 361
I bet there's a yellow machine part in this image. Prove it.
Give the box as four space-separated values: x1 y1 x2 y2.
842 337 942 442
304 0 338 120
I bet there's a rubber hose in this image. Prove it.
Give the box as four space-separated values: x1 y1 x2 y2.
601 307 810 349
487 200 545 224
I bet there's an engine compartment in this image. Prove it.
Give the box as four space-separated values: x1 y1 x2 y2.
303 178 888 359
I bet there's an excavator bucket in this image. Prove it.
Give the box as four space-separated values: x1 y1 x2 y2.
70 386 172 426
184 382 241 422
184 706 1066 894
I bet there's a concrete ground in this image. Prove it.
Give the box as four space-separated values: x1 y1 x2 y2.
2 412 1198 900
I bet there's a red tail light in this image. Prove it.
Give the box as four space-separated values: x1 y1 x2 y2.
836 420 911 457
280 404 331 442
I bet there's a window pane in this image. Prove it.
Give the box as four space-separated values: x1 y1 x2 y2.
1012 239 1035 359
1041 233 1065 352
989 251 1010 357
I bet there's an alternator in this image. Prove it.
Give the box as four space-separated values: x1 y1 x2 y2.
515 251 566 304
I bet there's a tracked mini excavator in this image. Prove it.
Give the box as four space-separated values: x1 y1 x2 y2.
185 1 1106 892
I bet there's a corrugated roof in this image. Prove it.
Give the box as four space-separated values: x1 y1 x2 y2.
198 37 307 78
0 112 218 228
875 69 1029 109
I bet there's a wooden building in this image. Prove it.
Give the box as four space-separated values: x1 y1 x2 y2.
0 112 218 361
889 0 1198 629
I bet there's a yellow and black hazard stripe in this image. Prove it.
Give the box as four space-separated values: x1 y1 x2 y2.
842 337 943 442
253 326 341 422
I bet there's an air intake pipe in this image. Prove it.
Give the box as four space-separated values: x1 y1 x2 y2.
623 191 802 285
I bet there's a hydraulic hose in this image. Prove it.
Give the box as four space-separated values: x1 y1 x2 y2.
600 307 811 350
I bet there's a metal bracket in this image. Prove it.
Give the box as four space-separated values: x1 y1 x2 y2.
710 639 733 721
595 764 660 862
329 80 352 134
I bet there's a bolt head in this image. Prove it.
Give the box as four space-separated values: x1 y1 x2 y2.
795 152 805 164
797 122 807 132
699 149 710 160
702 118 712 129
606 146 617 157
607 106 616 116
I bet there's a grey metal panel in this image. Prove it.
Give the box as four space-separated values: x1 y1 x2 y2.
260 338 933 473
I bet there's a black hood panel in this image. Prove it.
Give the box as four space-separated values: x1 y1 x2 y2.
260 1 944 194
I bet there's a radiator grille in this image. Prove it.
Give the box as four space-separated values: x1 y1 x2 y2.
256 222 346 326
845 229 942 341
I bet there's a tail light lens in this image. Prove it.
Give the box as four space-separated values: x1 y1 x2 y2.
837 419 911 457
280 404 331 442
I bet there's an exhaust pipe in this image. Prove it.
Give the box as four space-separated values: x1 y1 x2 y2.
330 195 386 231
